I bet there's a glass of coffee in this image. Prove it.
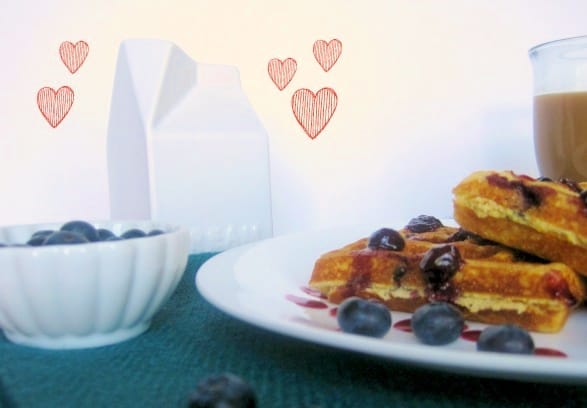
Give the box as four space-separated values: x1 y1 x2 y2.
530 35 587 181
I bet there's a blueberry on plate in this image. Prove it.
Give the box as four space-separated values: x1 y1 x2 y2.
188 373 256 408
120 229 147 239
337 297 392 338
147 229 165 236
60 220 100 242
411 302 464 345
368 228 405 251
476 324 535 354
43 231 89 245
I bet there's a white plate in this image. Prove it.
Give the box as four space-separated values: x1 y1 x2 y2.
196 223 587 384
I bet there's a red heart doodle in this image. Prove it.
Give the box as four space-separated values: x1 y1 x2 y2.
37 86 75 128
291 87 338 139
313 39 342 72
268 58 297 90
59 41 89 74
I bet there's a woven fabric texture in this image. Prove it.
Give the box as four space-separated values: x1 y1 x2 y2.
0 253 586 408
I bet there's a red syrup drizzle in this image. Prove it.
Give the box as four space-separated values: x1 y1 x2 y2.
285 294 328 309
300 286 327 299
393 318 413 332
534 347 567 358
293 285 569 357
543 271 578 307
461 329 482 342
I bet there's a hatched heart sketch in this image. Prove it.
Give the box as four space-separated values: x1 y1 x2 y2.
313 39 342 72
268 58 297 91
37 40 89 128
268 39 342 139
291 87 338 139
59 40 89 74
37 86 75 128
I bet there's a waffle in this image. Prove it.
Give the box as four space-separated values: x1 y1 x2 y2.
308 220 586 333
453 170 587 277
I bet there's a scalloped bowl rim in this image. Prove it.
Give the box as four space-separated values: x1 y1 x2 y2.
0 219 190 349
0 219 184 247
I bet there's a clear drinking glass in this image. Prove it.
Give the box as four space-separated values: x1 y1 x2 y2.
529 35 587 181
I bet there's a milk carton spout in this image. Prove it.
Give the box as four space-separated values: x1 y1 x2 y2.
107 39 273 252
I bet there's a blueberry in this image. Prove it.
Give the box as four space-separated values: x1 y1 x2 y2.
120 229 147 239
27 230 54 246
406 215 443 233
337 297 392 338
60 220 100 242
411 302 464 345
477 324 535 354
559 177 582 193
188 373 256 408
518 183 542 208
97 228 116 241
446 229 495 245
446 228 471 242
419 245 461 287
26 236 46 246
43 231 89 245
368 228 405 251
32 229 55 238
147 229 164 236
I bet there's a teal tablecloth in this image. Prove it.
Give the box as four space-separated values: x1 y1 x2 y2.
1 253 586 407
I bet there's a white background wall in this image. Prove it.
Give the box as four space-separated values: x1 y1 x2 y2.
1 1 586 236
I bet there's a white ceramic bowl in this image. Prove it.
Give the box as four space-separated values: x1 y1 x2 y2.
0 220 190 349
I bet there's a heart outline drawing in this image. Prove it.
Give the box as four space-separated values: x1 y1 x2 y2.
59 40 89 74
313 39 342 72
291 87 338 139
37 86 75 128
268 58 297 90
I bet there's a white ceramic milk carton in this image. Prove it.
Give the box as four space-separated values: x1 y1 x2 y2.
106 39 273 252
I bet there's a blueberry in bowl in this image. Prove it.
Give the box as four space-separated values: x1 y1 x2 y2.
0 220 190 349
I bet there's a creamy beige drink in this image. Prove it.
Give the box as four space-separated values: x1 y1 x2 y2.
533 91 587 181
530 35 587 182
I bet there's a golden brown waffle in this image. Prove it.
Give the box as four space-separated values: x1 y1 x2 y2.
453 170 587 276
308 220 586 333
